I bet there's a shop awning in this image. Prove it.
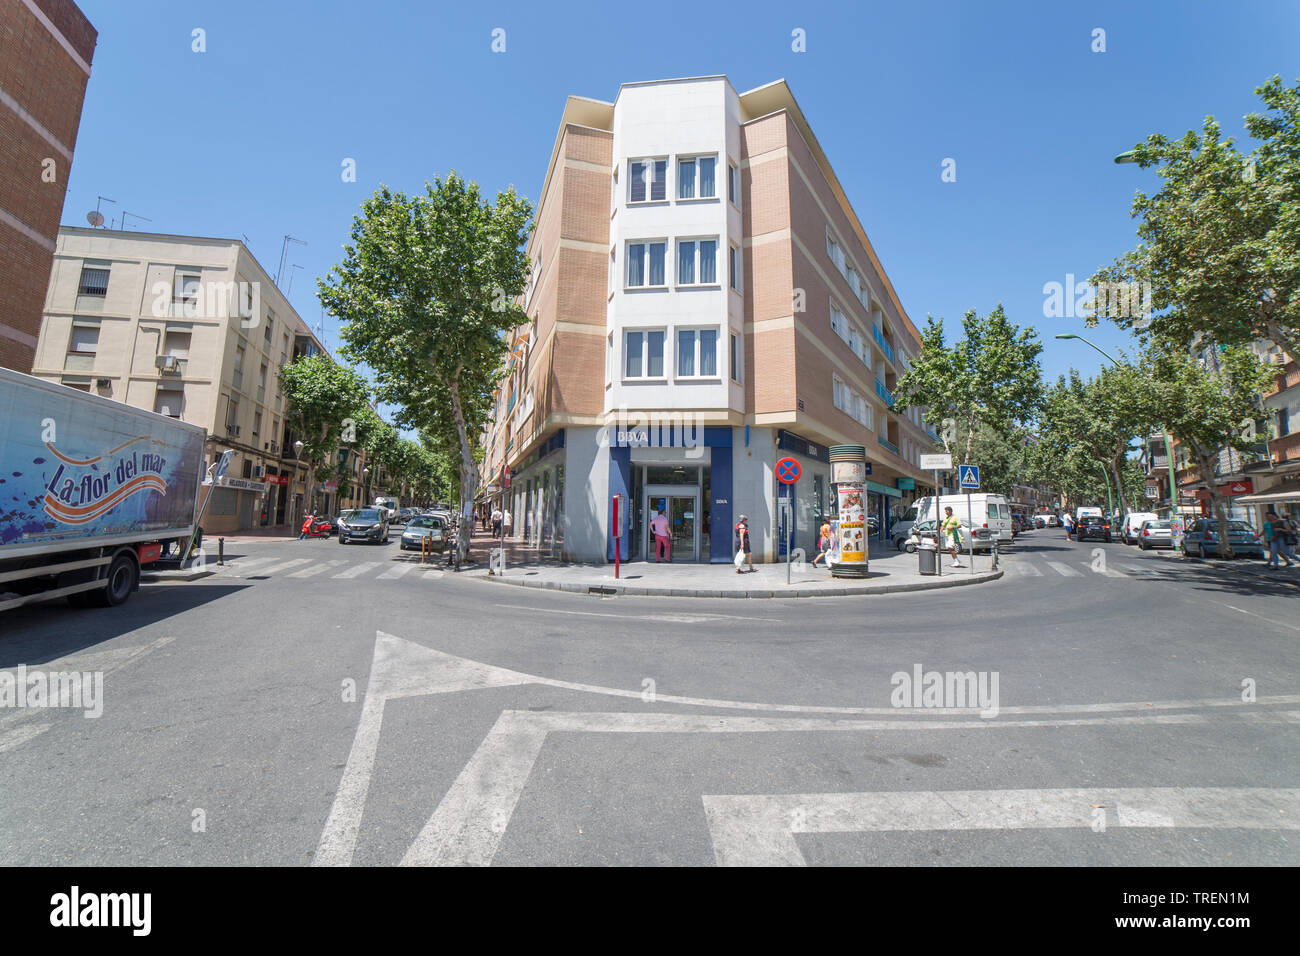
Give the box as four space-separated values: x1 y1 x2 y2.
1236 480 1300 505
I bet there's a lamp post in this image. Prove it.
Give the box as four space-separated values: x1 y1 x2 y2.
1055 332 1179 520
291 439 304 535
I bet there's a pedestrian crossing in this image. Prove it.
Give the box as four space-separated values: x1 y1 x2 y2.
222 553 447 582
1001 554 1166 580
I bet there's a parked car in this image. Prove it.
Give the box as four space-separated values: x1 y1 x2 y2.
903 518 993 553
1034 515 1047 529
393 507 421 526
1120 511 1158 545
1075 515 1112 542
338 507 390 545
1179 518 1264 559
1136 519 1174 550
400 514 446 553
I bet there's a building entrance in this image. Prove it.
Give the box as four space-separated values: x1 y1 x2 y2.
644 487 699 561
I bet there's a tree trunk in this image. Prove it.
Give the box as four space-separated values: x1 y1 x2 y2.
1196 451 1234 558
447 368 478 560
1110 455 1127 516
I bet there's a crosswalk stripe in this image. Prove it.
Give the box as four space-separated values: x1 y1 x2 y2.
1008 562 1042 577
251 557 313 576
376 563 416 580
225 556 279 571
1044 561 1082 577
290 560 347 579
333 562 382 579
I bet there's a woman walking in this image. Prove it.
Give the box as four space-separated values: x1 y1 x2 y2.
1264 509 1296 568
734 514 754 574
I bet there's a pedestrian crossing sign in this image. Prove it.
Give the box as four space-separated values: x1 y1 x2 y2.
958 464 980 489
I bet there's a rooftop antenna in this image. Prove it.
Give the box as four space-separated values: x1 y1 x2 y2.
286 263 304 296
88 196 115 228
121 210 152 231
276 235 307 287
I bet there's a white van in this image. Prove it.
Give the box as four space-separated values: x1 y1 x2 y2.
1075 506 1102 523
894 493 1014 549
1120 511 1158 545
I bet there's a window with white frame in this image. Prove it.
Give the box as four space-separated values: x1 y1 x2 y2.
624 329 666 379
629 158 668 203
728 161 740 207
676 328 719 378
730 332 743 383
676 238 718 286
173 270 201 317
77 264 110 297
832 374 873 430
729 243 741 292
626 241 667 288
677 155 717 199
826 232 845 273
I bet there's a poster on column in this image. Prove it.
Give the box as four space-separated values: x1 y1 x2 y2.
837 482 866 563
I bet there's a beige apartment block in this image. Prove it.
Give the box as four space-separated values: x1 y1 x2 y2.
482 76 940 564
32 227 377 533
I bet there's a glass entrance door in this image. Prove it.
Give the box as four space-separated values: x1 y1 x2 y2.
644 488 699 561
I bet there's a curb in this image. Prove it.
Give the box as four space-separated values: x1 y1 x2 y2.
140 568 215 582
478 568 1003 598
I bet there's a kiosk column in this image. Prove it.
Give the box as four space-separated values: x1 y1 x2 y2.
829 444 869 578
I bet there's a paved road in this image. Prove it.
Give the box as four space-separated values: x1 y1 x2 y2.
1 529 1296 865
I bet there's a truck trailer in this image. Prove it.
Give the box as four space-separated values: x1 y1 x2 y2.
0 367 207 612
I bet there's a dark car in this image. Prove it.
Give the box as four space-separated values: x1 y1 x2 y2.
1179 518 1264 559
338 507 390 545
1075 515 1112 542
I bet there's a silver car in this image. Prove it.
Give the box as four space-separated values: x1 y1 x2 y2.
1135 519 1174 550
400 514 446 553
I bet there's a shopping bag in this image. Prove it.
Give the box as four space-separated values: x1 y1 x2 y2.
734 549 745 568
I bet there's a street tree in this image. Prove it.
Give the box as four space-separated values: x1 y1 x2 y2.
1092 75 1300 361
1147 344 1276 556
895 304 1043 464
277 354 372 516
318 174 533 559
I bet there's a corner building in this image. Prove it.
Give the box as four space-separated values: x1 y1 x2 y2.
482 76 937 563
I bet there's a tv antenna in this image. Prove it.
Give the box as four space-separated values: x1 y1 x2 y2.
121 210 152 231
276 235 307 287
87 195 115 227
286 263 304 295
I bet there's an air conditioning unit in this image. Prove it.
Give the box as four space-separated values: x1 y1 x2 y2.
270 442 280 454
154 354 179 371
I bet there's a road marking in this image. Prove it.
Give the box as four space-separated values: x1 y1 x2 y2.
1044 561 1082 577
377 563 417 580
252 557 313 576
333 561 382 579
492 603 771 624
1218 603 1300 634
0 721 52 754
1006 562 1042 577
289 560 346 578
702 788 1300 866
222 556 280 571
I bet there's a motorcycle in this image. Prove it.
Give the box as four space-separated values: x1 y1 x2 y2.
300 513 333 538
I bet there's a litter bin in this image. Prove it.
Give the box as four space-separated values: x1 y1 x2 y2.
918 540 937 575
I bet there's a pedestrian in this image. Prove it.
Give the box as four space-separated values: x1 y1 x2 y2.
491 506 502 537
503 508 513 536
941 506 963 567
651 509 671 562
812 517 833 568
734 514 754 574
1265 508 1296 568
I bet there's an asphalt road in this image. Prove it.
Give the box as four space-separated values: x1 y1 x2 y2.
1 528 1296 866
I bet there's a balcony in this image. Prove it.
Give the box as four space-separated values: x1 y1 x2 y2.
872 325 894 364
878 435 900 456
875 378 894 408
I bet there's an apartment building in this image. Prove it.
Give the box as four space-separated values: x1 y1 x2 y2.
0 0 97 372
480 76 937 563
31 227 378 534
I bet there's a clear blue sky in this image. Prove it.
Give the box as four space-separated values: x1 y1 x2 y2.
64 0 1300 399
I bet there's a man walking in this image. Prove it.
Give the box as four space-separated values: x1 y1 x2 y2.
1264 508 1296 568
734 514 754 574
491 506 502 537
651 509 671 562
941 506 963 567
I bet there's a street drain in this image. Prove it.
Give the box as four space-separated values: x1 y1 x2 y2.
588 586 617 595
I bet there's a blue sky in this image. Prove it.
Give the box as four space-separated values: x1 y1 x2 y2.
64 0 1300 400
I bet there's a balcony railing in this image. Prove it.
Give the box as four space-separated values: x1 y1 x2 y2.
878 435 899 456
875 378 894 408
871 325 895 363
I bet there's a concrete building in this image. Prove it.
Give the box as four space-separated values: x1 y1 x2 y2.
31 227 381 533
0 0 97 372
481 76 938 563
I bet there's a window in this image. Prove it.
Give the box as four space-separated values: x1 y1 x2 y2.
730 332 743 383
173 270 201 316
225 397 240 431
676 238 718 286
258 362 268 402
253 410 262 440
233 344 246 391
65 321 99 371
624 329 666 379
832 374 873 430
729 244 741 292
676 328 718 378
154 386 184 418
264 309 274 347
728 162 740 207
629 158 667 203
77 265 109 297
677 155 717 199
163 328 191 359
626 241 667 288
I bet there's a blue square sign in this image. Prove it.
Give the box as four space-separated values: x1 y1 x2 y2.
958 464 980 489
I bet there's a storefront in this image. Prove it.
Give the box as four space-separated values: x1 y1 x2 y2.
508 430 566 558
774 430 832 560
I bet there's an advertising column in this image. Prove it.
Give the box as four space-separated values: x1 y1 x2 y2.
829 444 868 578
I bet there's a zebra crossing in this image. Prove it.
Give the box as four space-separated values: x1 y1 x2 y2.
219 553 448 583
1001 553 1164 580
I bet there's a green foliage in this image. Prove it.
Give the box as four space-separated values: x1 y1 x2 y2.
1093 75 1300 360
278 354 373 509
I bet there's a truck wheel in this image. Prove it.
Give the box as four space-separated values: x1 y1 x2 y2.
94 552 138 607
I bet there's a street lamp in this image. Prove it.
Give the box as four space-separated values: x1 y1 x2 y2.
1113 149 1138 165
1055 332 1180 520
291 439 304 535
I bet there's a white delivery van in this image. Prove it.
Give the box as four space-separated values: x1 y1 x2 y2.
1120 511 1158 545
895 493 1014 549
1075 506 1103 523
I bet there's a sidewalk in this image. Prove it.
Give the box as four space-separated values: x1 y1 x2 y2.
467 537 1002 598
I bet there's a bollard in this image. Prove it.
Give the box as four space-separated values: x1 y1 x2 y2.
218 538 224 566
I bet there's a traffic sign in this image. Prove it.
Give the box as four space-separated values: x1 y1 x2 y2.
213 449 233 481
919 453 952 471
958 464 980 490
776 457 801 484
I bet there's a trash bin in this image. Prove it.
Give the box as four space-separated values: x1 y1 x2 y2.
918 540 937 575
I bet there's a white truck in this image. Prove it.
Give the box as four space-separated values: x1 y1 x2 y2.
0 367 207 611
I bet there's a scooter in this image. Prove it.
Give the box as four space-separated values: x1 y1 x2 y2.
300 513 333 538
